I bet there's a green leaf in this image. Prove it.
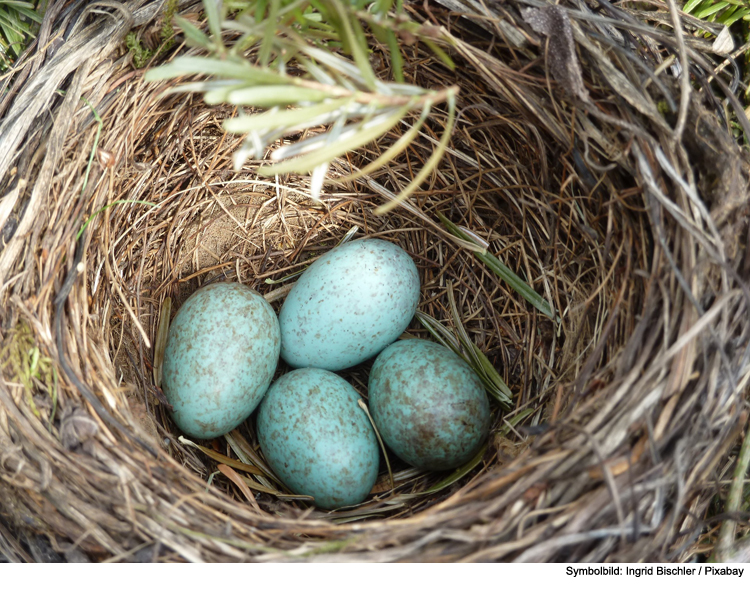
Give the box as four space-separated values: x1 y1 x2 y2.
375 93 457 214
144 56 289 84
224 431 284 488
226 84 335 107
178 436 265 475
258 0 279 66
471 341 514 401
264 268 305 284
252 0 269 23
499 408 536 436
376 0 397 12
202 82 252 104
223 97 353 133
416 311 460 350
0 9 32 36
0 1 37 7
203 0 224 43
330 0 377 90
339 108 428 182
174 14 211 49
436 212 557 321
259 104 411 175
0 19 23 57
446 285 514 405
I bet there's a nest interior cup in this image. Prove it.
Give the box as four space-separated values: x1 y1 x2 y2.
0 0 749 563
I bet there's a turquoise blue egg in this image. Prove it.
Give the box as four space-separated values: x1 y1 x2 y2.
279 238 420 371
162 283 280 439
368 339 490 471
257 368 379 509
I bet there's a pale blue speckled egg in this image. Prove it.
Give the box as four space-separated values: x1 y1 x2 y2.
279 239 420 371
369 339 490 471
257 368 379 509
162 283 280 439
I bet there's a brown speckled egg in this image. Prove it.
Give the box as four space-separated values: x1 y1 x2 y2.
368 339 490 471
162 283 280 439
279 238 420 371
257 368 379 509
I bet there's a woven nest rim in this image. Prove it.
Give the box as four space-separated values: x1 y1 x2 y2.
0 0 749 563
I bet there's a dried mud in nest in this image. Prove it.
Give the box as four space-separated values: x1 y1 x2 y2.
1 0 750 562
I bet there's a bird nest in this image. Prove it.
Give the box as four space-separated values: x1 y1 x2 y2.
1 0 749 563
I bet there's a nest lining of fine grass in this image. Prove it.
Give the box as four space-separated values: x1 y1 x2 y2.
1 0 750 562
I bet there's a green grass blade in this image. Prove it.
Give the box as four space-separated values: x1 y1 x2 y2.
385 28 405 83
376 0 397 13
0 10 29 37
497 408 536 437
723 6 750 24
422 444 486 494
721 5 740 18
9 5 42 24
202 82 252 104
696 1 729 18
0 24 21 57
264 268 305 284
416 311 461 350
258 0 279 66
446 285 483 368
153 297 171 388
0 1 37 8
252 0 269 23
416 310 513 410
421 38 455 70
436 212 556 321
77 201 158 241
224 430 284 488
683 0 707 13
471 341 514 401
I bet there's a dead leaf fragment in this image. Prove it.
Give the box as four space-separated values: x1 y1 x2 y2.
217 464 262 513
712 26 734 55
522 6 589 102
